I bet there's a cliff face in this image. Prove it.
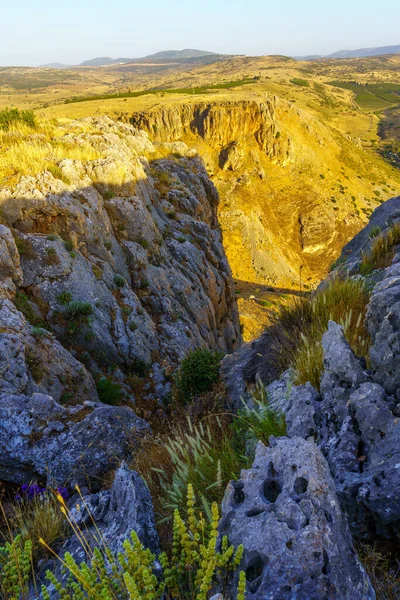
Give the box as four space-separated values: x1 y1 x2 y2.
131 99 293 166
130 97 395 290
0 116 241 486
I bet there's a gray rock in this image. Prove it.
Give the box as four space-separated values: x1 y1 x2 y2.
36 463 159 595
219 438 375 600
0 391 150 488
286 382 319 439
367 259 400 397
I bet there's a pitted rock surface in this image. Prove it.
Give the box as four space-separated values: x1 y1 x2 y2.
220 438 375 600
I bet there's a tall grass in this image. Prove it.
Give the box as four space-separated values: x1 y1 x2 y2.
360 221 400 275
264 278 371 389
144 416 248 523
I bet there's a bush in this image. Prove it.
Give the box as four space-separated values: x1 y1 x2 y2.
56 291 72 305
360 222 400 275
10 491 66 564
96 377 123 405
0 107 36 131
13 291 44 327
114 274 126 287
175 348 224 401
65 301 93 318
149 416 248 521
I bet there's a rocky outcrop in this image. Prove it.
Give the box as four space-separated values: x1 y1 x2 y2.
0 116 241 488
220 438 375 600
0 119 240 372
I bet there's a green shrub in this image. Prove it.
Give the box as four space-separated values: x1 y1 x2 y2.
56 291 72 305
44 246 59 265
96 377 123 405
175 348 224 401
13 291 44 327
65 301 93 318
31 326 48 338
10 493 66 564
114 274 126 287
129 357 149 378
0 107 36 131
63 239 74 252
369 225 382 239
360 221 400 275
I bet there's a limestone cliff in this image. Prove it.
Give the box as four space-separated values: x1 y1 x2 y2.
0 116 240 486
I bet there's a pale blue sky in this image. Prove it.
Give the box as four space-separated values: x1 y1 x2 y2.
1 0 399 66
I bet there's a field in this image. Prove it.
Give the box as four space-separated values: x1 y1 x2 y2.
329 81 400 111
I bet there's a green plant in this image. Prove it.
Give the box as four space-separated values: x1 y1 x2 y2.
369 225 382 239
63 239 74 252
0 534 32 599
65 301 93 318
11 493 66 564
13 291 44 326
114 274 126 288
175 349 224 401
360 222 400 275
233 379 287 447
56 291 72 305
44 246 59 265
39 486 244 600
96 377 123 405
0 107 36 131
31 326 48 337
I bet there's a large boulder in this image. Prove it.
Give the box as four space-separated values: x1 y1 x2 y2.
0 391 150 488
219 438 375 600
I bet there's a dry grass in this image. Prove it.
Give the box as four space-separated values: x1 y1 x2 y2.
264 277 371 389
360 221 400 275
9 493 66 563
0 119 100 187
359 543 400 600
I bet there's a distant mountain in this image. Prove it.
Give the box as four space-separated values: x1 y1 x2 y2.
40 62 71 68
38 50 219 69
79 57 119 67
326 44 400 59
295 44 400 61
141 49 217 60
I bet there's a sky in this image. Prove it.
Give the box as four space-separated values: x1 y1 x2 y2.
1 0 400 66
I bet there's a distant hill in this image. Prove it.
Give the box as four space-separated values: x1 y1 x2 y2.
79 57 120 67
40 62 71 68
295 44 400 61
71 50 219 68
141 49 217 60
326 44 400 59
